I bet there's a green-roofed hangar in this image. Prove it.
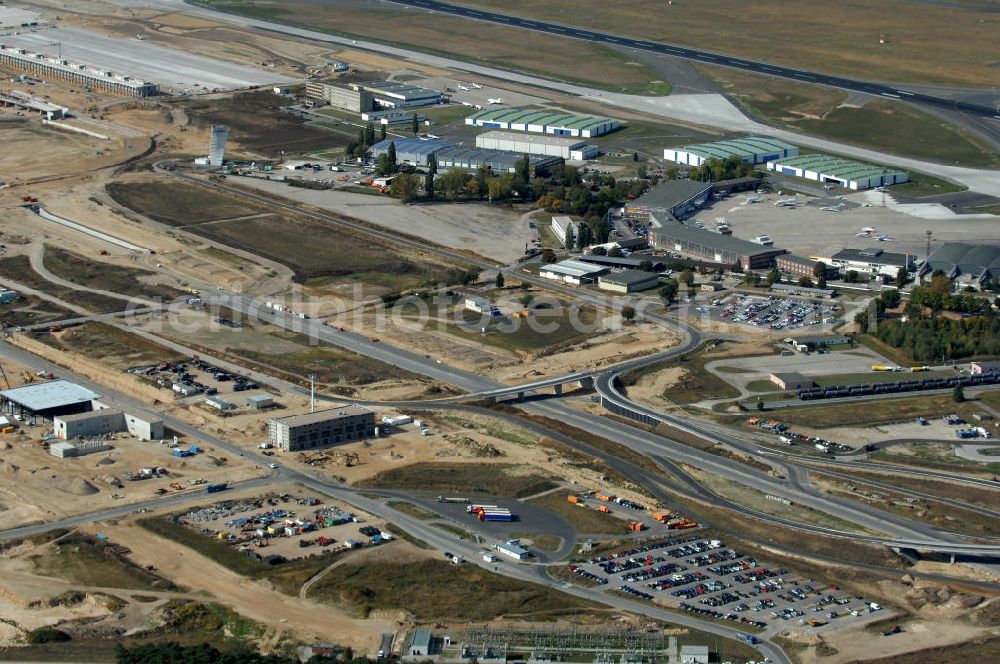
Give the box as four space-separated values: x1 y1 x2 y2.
665 137 798 167
766 154 908 190
465 108 619 138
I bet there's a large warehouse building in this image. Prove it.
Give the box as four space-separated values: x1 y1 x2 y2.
268 406 376 452
434 146 561 176
0 44 158 96
665 137 798 167
766 154 908 190
624 180 713 220
918 243 1000 291
651 216 786 269
465 108 619 138
352 81 441 108
475 131 598 160
370 137 454 166
1 380 100 423
305 81 375 112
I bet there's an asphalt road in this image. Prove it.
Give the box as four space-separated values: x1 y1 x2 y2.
388 0 1000 120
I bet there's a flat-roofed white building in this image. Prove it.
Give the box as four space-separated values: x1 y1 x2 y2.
539 259 608 285
475 130 598 160
550 215 583 245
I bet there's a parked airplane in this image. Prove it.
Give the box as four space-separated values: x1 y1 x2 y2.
876 234 894 242
471 83 483 89
855 227 876 237
743 195 762 204
487 98 505 104
774 195 798 207
457 84 470 91
821 203 846 212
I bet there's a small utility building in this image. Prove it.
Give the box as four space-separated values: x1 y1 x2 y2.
770 372 815 391
598 270 659 293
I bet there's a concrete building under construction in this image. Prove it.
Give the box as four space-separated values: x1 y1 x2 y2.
0 44 158 97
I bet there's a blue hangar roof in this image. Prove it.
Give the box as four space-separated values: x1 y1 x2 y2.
0 380 100 412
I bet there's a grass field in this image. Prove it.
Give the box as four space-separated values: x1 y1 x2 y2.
107 180 264 226
194 1 669 94
445 0 1000 88
0 256 126 314
174 90 349 156
833 470 1000 511
30 532 175 591
889 172 968 197
702 67 1000 168
449 301 602 354
190 213 473 286
621 349 742 404
870 443 1000 476
529 491 630 535
812 472 1000 537
38 322 184 370
386 500 438 520
0 294 74 328
360 462 557 498
308 558 600 620
854 637 1000 664
43 246 185 302
769 394 984 429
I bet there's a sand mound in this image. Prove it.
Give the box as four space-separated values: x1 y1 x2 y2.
96 457 115 466
55 476 99 496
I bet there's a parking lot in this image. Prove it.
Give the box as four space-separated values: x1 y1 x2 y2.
567 535 884 634
711 294 838 331
126 356 260 402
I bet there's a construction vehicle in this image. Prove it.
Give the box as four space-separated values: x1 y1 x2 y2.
170 482 184 491
99 249 109 256
567 495 581 504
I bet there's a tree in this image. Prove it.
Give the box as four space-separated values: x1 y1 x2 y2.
357 127 366 148
514 155 530 187
495 272 505 289
895 266 909 289
591 246 607 256
576 222 592 250
437 168 468 199
564 224 576 251
632 152 639 162
640 260 653 272
541 248 557 264
608 246 623 257
621 305 636 322
658 279 679 305
679 269 695 287
798 276 815 288
744 272 761 287
387 141 397 172
813 261 828 279
953 383 966 403
766 268 782 285
425 171 435 199
427 153 438 176
389 172 419 202
817 274 827 289
365 123 375 147
411 113 419 135
379 123 387 141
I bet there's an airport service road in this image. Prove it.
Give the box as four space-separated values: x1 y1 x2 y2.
139 0 1000 196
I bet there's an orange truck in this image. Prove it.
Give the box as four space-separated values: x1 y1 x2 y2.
597 505 610 513
594 492 615 502
567 495 581 504
628 522 646 532
651 512 671 523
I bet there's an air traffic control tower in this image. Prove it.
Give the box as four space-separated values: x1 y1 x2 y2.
208 124 228 166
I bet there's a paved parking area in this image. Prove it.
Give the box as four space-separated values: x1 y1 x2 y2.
567 535 884 635
710 294 838 332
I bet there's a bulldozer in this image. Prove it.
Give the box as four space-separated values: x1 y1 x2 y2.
20 371 35 384
169 481 184 491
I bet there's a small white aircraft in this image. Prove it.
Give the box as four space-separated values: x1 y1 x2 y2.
855 227 876 237
487 98 505 105
821 203 846 212
471 83 483 89
861 202 873 208
876 234 894 242
743 194 762 204
774 195 798 207
457 84 470 91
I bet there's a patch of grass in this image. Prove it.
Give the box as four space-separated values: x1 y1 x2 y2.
383 522 430 549
622 347 743 404
420 104 476 127
772 394 984 429
701 66 1000 168
851 636 1000 664
229 341 422 387
188 212 473 285
547 564 602 588
0 294 74 327
515 533 562 553
811 472 1000 537
361 462 558 498
529 491 630 535
42 246 184 302
308 558 600 621
870 443 1000 476
813 370 954 388
38 321 184 370
30 532 175 591
194 1 668 94
826 469 1000 511
714 365 754 374
0 256 126 314
971 203 1000 216
440 0 1000 88
889 172 967 197
107 180 262 226
745 380 781 393
387 500 438 520
439 301 604 354
431 522 476 540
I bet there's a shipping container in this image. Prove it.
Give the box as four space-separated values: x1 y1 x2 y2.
567 496 580 504
205 483 228 494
